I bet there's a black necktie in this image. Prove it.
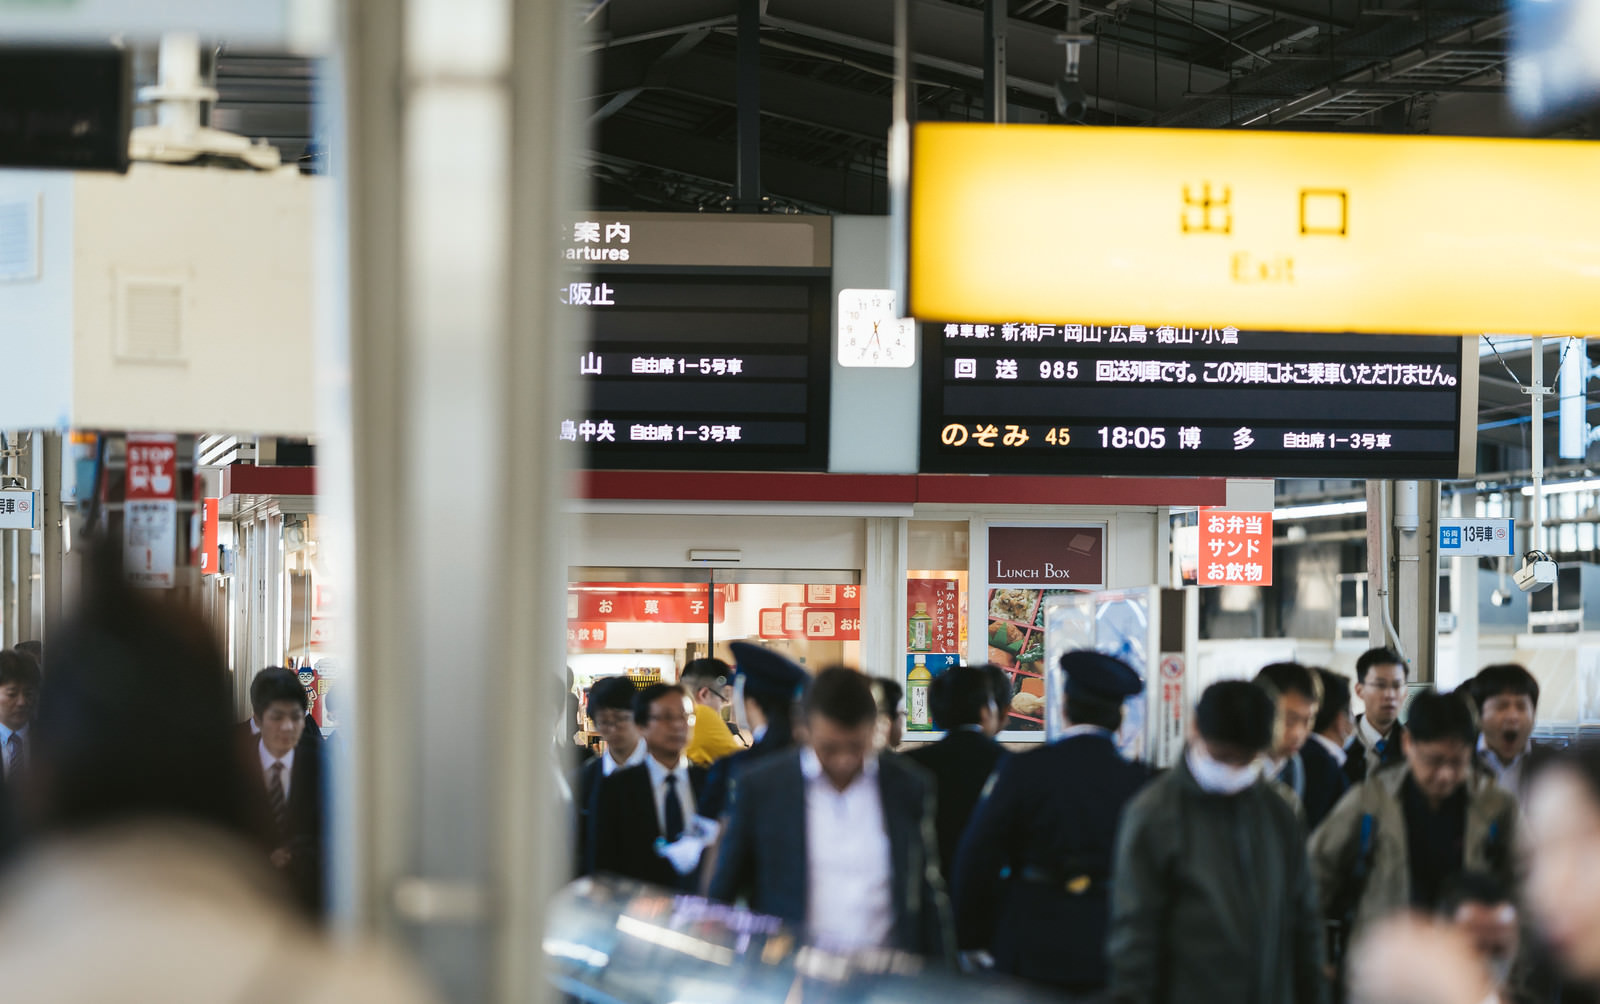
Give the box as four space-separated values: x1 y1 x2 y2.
662 772 685 842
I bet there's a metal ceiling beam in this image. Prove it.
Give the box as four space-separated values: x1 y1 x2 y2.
597 115 888 213
1164 8 1509 126
764 0 1222 116
587 0 737 49
1032 0 1355 30
646 50 894 139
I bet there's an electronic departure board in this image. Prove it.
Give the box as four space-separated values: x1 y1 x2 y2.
921 322 1475 478
560 273 831 471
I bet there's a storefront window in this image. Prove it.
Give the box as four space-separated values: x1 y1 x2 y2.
905 521 969 738
566 574 861 756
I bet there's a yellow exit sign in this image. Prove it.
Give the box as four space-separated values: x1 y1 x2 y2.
910 124 1600 336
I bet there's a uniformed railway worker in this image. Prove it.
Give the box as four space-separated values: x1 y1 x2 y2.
950 650 1150 1002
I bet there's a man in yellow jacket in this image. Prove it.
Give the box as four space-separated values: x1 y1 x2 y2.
681 658 744 767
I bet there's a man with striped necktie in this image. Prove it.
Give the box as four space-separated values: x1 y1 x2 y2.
247 666 325 915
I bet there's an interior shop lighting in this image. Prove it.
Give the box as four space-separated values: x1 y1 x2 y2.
1521 478 1600 496
1272 499 1368 521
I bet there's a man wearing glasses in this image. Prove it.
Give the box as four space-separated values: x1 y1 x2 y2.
592 684 712 890
1311 689 1517 961
681 658 744 768
575 675 645 875
1346 647 1409 786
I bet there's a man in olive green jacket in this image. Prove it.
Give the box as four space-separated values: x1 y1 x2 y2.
1310 688 1518 947
1107 682 1327 1004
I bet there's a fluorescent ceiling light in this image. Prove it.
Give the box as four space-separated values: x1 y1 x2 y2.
1273 500 1368 520
1521 478 1600 496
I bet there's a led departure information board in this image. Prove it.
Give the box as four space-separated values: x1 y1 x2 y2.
921 322 1475 478
560 272 831 471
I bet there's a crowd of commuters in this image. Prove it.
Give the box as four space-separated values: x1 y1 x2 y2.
575 642 1600 1004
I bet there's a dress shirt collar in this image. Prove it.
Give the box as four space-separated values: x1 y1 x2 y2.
1358 714 1392 751
0 722 28 748
258 737 295 775
645 752 691 786
1477 733 1532 770
799 747 880 788
1058 724 1112 741
1310 731 1349 767
601 740 647 776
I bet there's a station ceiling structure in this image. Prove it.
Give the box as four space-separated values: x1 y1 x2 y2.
196 1 1593 475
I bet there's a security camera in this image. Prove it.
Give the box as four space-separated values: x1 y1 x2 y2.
1055 77 1090 123
1513 550 1557 593
1490 587 1510 607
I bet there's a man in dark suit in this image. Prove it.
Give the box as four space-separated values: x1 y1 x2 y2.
709 666 951 960
0 647 39 858
574 675 643 875
591 683 709 891
1345 647 1408 785
952 651 1149 997
243 667 324 915
906 664 1006 882
699 642 807 821
1300 668 1352 830
1256 662 1346 828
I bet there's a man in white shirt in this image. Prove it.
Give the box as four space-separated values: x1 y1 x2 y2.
1467 664 1544 801
246 667 324 914
710 667 951 960
591 683 708 890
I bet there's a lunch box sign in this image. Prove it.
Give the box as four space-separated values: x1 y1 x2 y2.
987 524 1106 590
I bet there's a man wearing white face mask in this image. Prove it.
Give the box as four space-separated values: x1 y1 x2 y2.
1107 681 1328 1004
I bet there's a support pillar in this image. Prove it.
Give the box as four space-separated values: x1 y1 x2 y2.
1367 479 1440 683
984 0 1008 122
39 431 63 648
15 435 31 643
736 0 762 210
328 0 581 998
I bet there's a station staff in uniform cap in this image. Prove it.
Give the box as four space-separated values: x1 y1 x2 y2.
699 642 808 821
952 650 1150 1001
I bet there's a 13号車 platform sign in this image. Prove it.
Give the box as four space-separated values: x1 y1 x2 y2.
910 124 1600 337
1438 517 1514 557
1197 509 1273 586
0 490 37 531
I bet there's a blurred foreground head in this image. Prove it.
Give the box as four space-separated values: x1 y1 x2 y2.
29 547 251 841
1526 744 1600 985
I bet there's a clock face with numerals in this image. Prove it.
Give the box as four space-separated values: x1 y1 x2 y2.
838 288 915 368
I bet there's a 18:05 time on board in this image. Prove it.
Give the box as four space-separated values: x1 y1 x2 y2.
1099 426 1167 449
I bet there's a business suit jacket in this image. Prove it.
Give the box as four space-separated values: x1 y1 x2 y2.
574 755 606 877
591 761 708 891
699 727 790 820
951 732 1150 992
1343 717 1405 786
707 749 953 961
244 745 325 916
1299 738 1350 831
905 728 1007 882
